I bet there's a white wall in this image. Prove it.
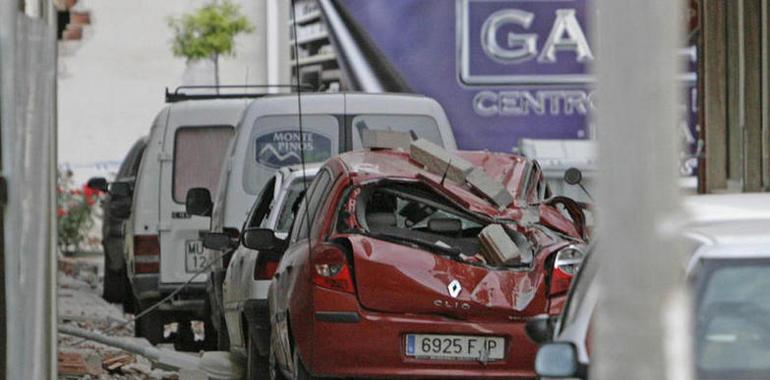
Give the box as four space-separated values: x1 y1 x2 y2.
57 0 268 172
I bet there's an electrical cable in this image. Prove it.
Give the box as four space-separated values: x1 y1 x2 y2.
290 0 314 244
71 250 227 347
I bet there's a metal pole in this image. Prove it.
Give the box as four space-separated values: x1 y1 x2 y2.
592 0 691 379
266 0 290 93
0 0 16 378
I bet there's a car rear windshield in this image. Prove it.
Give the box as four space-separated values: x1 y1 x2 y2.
696 259 770 378
173 126 234 203
351 114 443 148
340 181 532 266
243 115 339 195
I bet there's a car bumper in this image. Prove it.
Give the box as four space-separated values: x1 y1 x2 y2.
298 288 538 379
131 273 160 301
131 275 207 313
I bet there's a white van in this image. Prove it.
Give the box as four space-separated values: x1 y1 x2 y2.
193 92 458 348
125 97 251 347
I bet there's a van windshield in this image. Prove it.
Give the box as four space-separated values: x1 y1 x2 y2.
351 114 443 148
243 115 339 195
173 126 234 202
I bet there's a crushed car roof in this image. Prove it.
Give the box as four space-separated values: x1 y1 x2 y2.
336 149 534 219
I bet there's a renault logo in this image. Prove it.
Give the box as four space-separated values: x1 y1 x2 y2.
447 280 462 298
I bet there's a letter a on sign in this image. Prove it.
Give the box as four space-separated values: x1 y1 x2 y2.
538 9 594 63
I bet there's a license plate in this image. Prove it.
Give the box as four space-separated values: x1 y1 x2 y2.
184 240 208 272
405 334 505 361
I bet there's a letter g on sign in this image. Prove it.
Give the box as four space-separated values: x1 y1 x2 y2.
481 9 538 64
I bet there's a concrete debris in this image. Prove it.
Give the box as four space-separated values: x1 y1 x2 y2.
57 253 181 380
102 354 135 373
466 168 514 208
410 139 474 183
59 351 98 377
361 129 412 150
410 139 514 207
479 224 522 265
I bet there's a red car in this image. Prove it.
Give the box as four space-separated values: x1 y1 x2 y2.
251 143 588 379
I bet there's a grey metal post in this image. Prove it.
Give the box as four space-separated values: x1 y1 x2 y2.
591 0 692 379
267 0 290 92
0 0 17 377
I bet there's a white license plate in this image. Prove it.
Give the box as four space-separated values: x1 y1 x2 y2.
184 240 208 272
405 334 505 361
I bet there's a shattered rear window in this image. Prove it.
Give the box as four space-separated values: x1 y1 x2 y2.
339 181 533 266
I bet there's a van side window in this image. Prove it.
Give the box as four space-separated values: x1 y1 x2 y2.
173 126 234 203
127 143 147 177
245 176 277 230
291 170 331 242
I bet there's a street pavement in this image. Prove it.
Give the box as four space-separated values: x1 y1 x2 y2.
57 254 180 379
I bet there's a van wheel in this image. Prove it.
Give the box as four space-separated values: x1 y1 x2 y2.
292 349 319 380
121 272 135 313
134 311 166 344
247 323 269 380
102 259 126 303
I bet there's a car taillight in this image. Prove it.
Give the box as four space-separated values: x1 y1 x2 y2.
254 255 280 280
550 245 585 295
134 235 160 274
310 243 355 294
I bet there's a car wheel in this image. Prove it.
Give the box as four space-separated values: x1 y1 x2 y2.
269 324 287 380
121 271 136 314
102 258 126 303
292 348 319 380
206 281 230 350
134 308 166 344
247 322 269 380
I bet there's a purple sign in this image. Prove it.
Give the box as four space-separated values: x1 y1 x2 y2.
459 0 592 85
336 0 696 174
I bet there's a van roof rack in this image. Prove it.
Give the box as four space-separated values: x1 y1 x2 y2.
165 84 315 103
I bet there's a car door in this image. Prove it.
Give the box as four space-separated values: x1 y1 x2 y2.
271 168 334 369
159 124 234 285
223 174 279 350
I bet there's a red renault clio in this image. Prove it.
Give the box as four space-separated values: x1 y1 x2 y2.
253 140 588 379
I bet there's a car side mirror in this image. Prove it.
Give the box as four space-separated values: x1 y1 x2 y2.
525 314 554 344
535 342 585 379
109 181 132 198
242 228 283 251
87 177 109 192
201 232 236 251
564 167 583 185
186 188 213 217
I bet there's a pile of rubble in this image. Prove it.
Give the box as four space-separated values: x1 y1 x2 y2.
57 254 180 380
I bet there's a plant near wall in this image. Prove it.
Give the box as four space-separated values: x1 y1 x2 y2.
57 170 100 255
168 0 254 88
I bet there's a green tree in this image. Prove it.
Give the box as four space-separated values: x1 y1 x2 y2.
168 1 254 88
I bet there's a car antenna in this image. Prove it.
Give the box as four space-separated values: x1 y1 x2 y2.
440 159 452 187
290 0 313 244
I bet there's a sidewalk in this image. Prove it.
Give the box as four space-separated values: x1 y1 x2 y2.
57 254 179 379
